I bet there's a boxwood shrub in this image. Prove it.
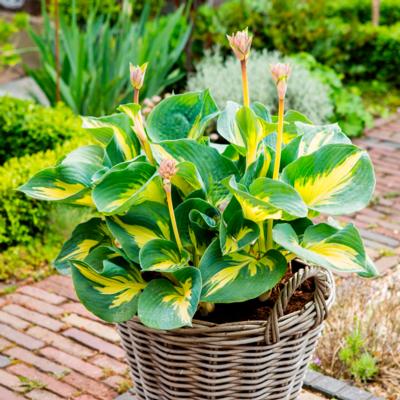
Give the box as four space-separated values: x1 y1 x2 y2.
0 96 83 165
0 136 89 249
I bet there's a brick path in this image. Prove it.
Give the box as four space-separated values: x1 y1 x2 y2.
1 115 400 400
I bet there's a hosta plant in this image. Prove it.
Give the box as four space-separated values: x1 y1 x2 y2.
20 30 377 330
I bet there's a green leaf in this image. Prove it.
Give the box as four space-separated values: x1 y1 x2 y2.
155 139 238 206
358 255 379 278
92 160 165 214
273 222 371 274
220 198 259 255
71 259 146 323
138 267 202 329
224 176 308 222
147 90 218 142
200 240 287 303
282 144 375 215
139 239 190 272
82 114 140 165
216 101 242 145
171 161 205 197
106 201 171 263
19 145 104 206
55 218 111 274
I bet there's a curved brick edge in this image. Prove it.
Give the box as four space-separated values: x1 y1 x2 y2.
304 370 384 400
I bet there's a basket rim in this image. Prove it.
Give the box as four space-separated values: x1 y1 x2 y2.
124 265 335 335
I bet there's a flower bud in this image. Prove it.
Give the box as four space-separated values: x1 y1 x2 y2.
159 159 178 184
227 28 252 61
270 63 291 100
129 62 148 90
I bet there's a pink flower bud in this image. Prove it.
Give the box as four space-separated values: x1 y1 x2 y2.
270 63 291 100
129 62 148 90
227 28 252 61
159 159 178 183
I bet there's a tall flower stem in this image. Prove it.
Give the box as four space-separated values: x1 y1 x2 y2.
258 222 266 253
54 0 60 102
241 60 250 107
165 183 183 252
267 97 285 250
133 88 139 104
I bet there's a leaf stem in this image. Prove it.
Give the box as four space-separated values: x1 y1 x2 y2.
165 183 183 252
267 97 285 250
241 60 250 107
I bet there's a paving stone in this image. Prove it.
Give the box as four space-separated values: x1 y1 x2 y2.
26 389 63 400
0 337 12 351
299 392 326 400
27 326 95 358
62 371 117 399
375 256 399 273
89 354 128 375
310 374 347 397
17 286 66 305
5 347 69 375
39 347 104 379
63 328 125 359
8 363 77 398
0 323 44 350
74 395 99 400
115 392 137 400
304 369 323 385
0 385 25 400
337 385 375 400
6 293 64 316
61 302 100 321
0 309 31 330
63 314 120 343
103 374 131 390
3 304 65 332
0 368 24 391
0 354 10 367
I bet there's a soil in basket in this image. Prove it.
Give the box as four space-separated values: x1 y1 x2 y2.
195 261 315 324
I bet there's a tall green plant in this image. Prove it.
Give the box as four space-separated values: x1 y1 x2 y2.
28 0 190 115
20 30 378 330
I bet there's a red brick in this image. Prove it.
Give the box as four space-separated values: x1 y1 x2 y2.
0 369 23 391
376 256 400 273
90 354 128 375
5 347 68 375
0 337 12 351
63 371 117 399
0 386 25 400
8 364 77 398
39 347 103 379
17 286 66 305
62 302 100 321
103 375 131 390
63 328 125 359
0 309 30 330
26 389 63 400
3 304 65 332
36 276 77 301
27 326 94 358
63 314 120 343
6 294 63 316
0 323 43 350
74 396 98 400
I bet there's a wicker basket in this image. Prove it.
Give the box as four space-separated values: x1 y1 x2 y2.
118 266 335 400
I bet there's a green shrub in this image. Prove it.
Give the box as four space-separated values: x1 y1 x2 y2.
0 136 89 249
326 0 400 26
0 97 83 165
187 50 333 124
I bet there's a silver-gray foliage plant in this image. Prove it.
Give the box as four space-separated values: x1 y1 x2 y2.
188 49 333 124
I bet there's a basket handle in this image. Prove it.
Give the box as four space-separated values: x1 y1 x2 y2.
264 266 331 344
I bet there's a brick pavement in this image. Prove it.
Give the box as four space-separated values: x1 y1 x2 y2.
2 115 400 399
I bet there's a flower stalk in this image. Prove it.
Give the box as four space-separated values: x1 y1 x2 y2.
132 108 155 165
130 63 148 104
159 160 183 252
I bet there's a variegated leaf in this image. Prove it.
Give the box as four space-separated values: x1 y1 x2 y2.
138 267 202 329
19 145 104 206
55 218 111 273
200 240 287 303
106 201 171 263
139 239 190 272
71 259 146 323
224 176 308 222
273 222 375 274
92 160 165 214
282 144 375 215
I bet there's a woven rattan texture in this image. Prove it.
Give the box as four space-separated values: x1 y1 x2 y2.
118 267 335 400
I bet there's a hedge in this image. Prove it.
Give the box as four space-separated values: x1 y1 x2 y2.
0 96 82 165
0 135 89 249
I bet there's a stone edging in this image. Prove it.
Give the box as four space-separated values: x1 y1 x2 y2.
304 370 384 400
